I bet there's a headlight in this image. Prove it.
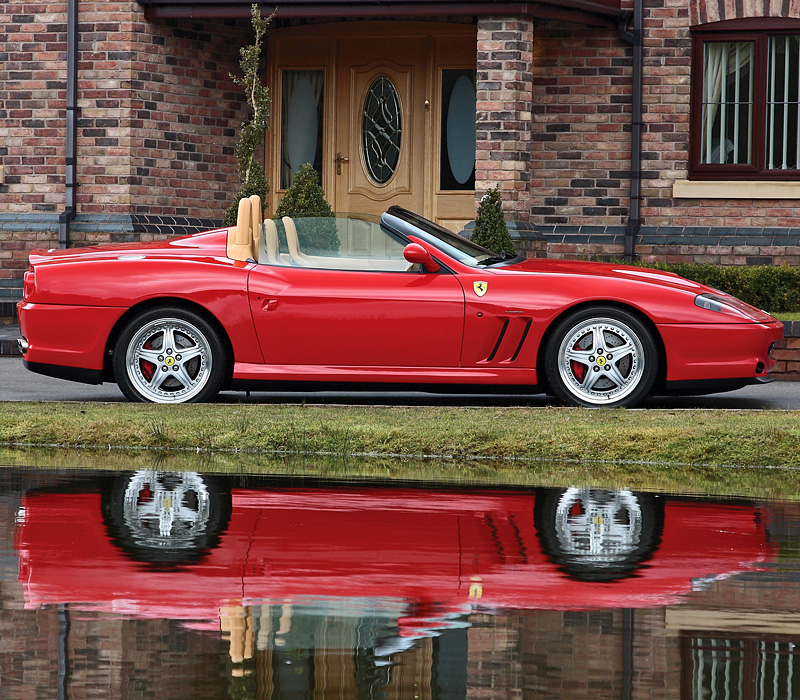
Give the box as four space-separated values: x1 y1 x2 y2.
694 293 773 322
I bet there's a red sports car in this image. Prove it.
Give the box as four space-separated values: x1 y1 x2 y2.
16 196 783 406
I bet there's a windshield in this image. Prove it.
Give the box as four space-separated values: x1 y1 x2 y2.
382 206 518 267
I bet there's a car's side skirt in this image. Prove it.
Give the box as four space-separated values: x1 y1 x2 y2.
231 362 539 386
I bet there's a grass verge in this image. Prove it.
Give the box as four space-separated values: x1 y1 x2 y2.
1 401 799 469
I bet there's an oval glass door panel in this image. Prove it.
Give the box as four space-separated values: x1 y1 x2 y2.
446 75 477 185
362 77 402 185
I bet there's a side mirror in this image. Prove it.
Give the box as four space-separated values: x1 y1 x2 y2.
403 243 440 272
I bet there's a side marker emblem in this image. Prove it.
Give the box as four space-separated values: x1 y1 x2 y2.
473 281 488 297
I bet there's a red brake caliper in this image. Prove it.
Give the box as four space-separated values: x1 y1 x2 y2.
571 341 585 382
141 340 155 381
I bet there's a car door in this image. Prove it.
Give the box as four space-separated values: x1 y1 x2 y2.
247 264 465 368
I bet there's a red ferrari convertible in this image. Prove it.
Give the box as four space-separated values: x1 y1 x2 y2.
16 195 783 406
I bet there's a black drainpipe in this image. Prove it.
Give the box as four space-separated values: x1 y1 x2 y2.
59 0 78 249
619 0 643 260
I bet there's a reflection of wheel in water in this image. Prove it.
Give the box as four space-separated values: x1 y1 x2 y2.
534 488 664 582
102 471 232 568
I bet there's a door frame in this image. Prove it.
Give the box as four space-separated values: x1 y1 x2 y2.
264 21 477 230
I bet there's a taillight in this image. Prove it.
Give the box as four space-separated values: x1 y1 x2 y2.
23 267 35 300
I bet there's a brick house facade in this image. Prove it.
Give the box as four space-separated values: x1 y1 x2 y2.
4 0 800 309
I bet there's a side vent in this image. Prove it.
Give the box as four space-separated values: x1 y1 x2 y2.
509 319 532 362
485 320 509 362
483 318 532 364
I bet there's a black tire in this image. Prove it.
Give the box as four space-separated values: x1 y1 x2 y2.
113 306 227 403
544 305 658 408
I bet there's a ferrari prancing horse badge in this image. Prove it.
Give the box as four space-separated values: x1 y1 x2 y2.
473 281 488 297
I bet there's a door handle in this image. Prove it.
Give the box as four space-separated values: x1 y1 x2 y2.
261 298 278 311
335 152 349 175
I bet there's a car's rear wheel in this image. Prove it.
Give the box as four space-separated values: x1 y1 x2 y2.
544 306 657 408
113 307 226 403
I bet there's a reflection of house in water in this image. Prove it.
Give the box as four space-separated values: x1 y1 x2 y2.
219 603 468 698
5 470 800 699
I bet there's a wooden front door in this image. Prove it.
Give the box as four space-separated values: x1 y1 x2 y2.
267 22 477 231
333 39 426 215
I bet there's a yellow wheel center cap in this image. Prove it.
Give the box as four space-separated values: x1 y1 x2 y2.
596 356 606 366
165 356 175 366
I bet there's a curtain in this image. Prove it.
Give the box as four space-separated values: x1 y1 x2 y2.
702 41 754 164
280 70 325 189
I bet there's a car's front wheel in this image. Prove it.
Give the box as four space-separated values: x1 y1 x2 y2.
544 306 657 408
113 307 227 403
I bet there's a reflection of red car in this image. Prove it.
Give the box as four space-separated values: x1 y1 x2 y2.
16 473 775 631
17 200 782 407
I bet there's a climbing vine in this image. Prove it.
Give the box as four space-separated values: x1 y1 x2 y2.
223 4 273 226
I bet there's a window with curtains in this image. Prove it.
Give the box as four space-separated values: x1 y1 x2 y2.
691 21 800 179
280 70 325 190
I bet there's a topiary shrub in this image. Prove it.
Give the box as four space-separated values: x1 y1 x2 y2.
275 163 339 254
472 185 514 254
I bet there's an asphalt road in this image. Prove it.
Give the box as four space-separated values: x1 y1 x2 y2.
2 355 800 408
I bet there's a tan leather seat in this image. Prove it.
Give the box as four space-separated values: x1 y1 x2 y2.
227 197 256 262
282 216 311 266
248 194 262 255
262 218 281 264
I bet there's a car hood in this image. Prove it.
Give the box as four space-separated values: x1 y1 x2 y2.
498 258 706 291
28 229 229 265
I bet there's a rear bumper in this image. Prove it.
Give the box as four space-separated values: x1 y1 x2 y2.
17 301 126 371
23 360 104 385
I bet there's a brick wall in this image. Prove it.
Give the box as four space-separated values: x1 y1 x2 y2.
0 0 249 281
475 17 534 223
773 325 800 379
515 0 800 259
0 1 66 279
528 20 632 228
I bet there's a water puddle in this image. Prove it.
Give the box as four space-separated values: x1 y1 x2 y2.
1 464 798 698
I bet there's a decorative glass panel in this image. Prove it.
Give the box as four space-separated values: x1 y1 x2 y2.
767 35 800 170
701 41 754 165
440 69 476 190
362 77 402 185
281 70 324 189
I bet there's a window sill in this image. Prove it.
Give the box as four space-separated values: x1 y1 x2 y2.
673 180 800 199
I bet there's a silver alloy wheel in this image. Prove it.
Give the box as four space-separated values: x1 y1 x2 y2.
557 316 645 405
125 317 213 403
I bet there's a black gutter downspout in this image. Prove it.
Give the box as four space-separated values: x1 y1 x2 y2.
619 0 643 261
59 0 78 249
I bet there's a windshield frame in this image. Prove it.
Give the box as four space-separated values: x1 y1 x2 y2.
382 206 522 267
